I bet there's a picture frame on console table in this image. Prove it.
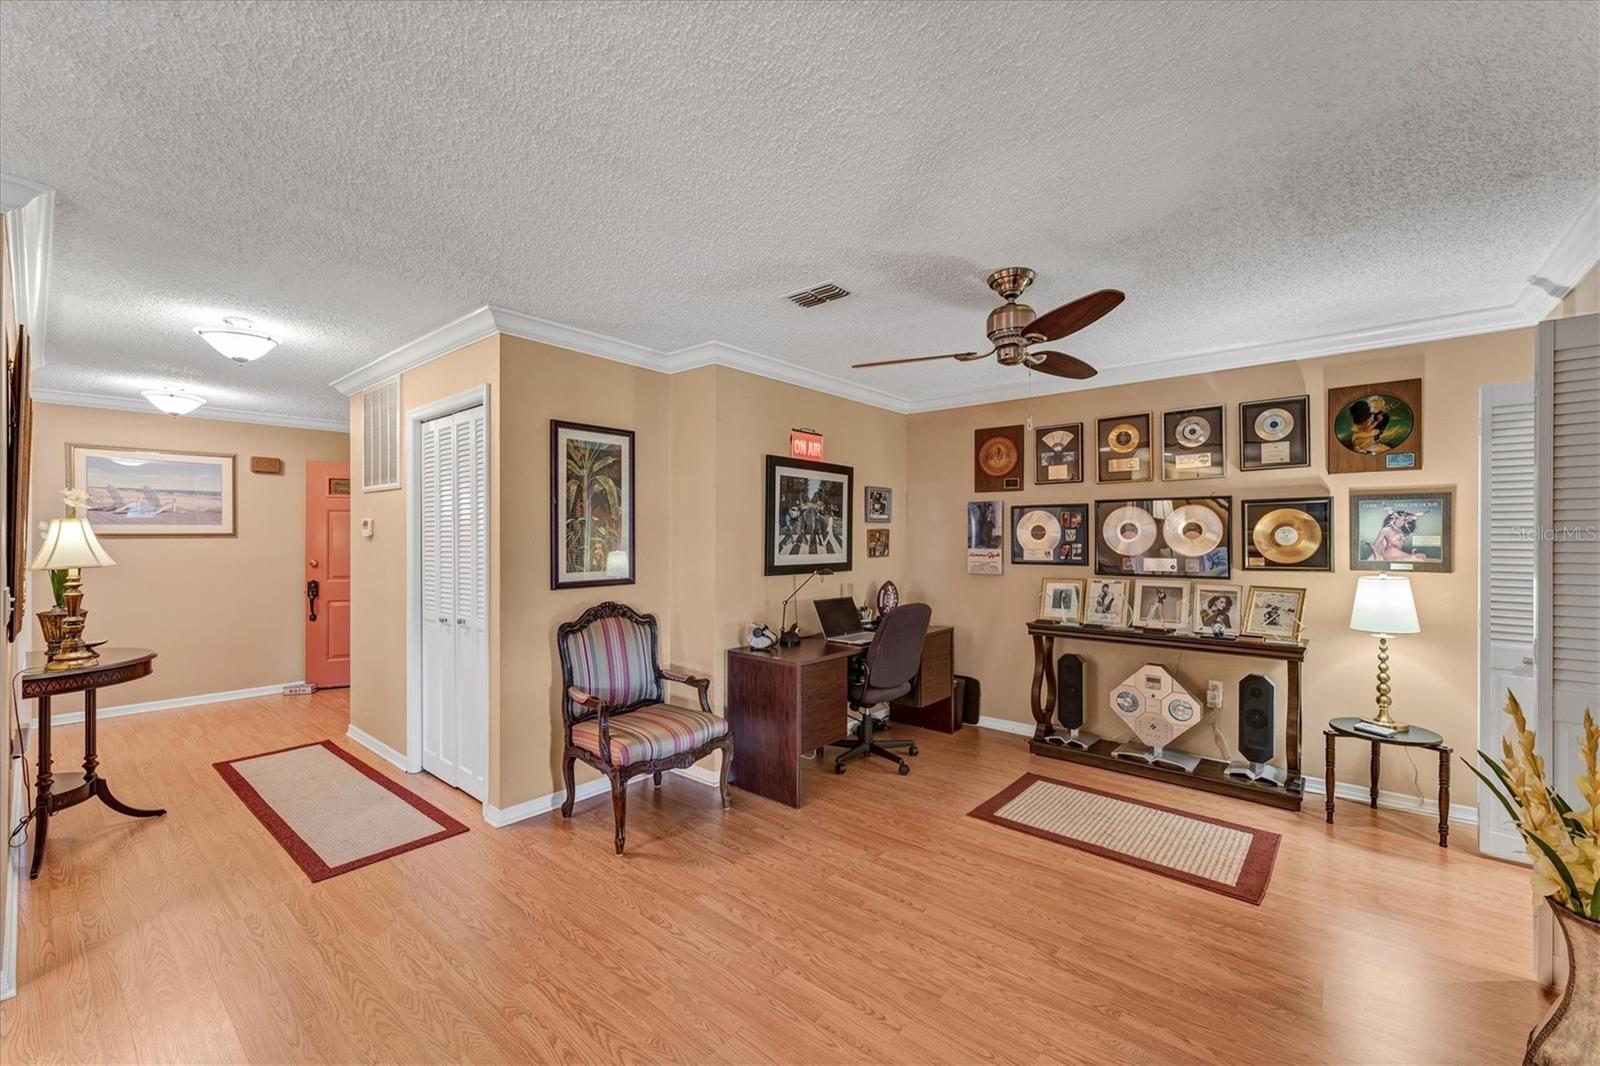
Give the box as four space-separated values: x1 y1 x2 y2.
1191 583 1243 637
1239 394 1310 471
551 421 635 589
1242 585 1307 641
1349 489 1453 573
1094 496 1232 579
763 454 853 576
1034 422 1084 485
1083 576 1131 627
1327 378 1422 473
1010 503 1089 565
1160 405 1225 481
1039 578 1085 624
1096 413 1152 483
1133 578 1189 631
1243 496 1334 572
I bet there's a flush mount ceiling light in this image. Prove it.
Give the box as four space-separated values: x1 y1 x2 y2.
142 389 206 416
195 316 278 364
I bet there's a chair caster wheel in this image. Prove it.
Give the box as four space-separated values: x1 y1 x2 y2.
908 744 919 756
897 762 910 775
834 763 846 775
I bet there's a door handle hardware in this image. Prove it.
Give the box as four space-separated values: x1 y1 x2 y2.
439 616 450 624
308 559 319 569
306 579 320 622
456 618 466 625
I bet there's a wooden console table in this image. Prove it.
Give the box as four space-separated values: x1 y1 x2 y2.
22 647 164 879
1025 622 1305 811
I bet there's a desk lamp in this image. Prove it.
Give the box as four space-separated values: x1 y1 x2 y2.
30 516 117 670
778 568 833 647
1348 573 1420 732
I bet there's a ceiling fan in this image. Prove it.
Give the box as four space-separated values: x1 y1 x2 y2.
852 268 1124 380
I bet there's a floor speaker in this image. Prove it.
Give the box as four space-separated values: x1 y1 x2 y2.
1238 673 1276 764
1056 654 1085 731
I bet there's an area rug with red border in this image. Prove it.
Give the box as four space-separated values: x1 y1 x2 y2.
968 772 1279 905
215 740 467 882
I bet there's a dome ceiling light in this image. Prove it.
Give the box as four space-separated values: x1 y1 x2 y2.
195 316 278 364
142 389 206 416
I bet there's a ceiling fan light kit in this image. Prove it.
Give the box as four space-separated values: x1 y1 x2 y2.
853 267 1122 381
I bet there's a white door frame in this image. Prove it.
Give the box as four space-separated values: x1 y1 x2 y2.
405 385 491 780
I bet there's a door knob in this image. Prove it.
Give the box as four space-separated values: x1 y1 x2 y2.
456 618 466 625
308 559 319 569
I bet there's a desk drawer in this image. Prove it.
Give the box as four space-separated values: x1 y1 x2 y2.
799 660 847 752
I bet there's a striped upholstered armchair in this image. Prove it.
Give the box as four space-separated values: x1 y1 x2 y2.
557 601 731 853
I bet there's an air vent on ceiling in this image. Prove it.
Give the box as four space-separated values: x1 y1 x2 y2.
784 282 850 308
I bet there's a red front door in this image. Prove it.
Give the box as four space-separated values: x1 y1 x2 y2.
305 461 352 689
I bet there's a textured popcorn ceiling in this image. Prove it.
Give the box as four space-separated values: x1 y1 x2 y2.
1 0 1596 424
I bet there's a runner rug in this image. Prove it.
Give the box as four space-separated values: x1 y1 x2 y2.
215 740 467 882
968 772 1279 904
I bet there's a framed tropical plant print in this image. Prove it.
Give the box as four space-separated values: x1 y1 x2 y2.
551 420 635 590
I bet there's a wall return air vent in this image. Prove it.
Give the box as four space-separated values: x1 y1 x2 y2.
784 282 850 308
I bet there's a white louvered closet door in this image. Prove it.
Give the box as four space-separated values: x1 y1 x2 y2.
1478 382 1536 861
419 405 489 801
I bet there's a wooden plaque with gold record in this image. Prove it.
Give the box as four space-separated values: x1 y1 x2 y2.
974 424 1024 491
1242 497 1333 571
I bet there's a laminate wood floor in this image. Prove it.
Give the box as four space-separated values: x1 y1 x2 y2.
1 691 1550 1064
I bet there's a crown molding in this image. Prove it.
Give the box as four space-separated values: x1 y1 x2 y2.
1 172 55 367
31 387 349 433
661 339 912 412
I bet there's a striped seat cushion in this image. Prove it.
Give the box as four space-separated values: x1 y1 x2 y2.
571 704 729 766
562 614 661 710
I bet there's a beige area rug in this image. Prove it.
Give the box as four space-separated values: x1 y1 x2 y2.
969 773 1279 904
215 740 467 882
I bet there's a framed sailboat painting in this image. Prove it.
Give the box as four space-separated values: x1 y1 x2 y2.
68 444 237 537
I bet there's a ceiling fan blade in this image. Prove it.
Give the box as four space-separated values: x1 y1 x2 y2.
1026 289 1125 343
852 352 979 369
1028 351 1098 380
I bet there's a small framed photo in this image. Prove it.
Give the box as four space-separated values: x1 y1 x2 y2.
865 485 893 523
1034 422 1084 485
1349 489 1453 573
1239 395 1310 470
1039 578 1085 624
1133 579 1189 631
1096 413 1153 483
867 528 890 557
1191 583 1242 638
1242 586 1307 641
966 500 1004 575
1084 577 1131 627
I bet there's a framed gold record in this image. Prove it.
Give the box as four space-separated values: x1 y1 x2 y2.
974 424 1024 492
1242 497 1333 571
1161 405 1224 481
1239 394 1310 471
1096 413 1152 484
1093 496 1232 578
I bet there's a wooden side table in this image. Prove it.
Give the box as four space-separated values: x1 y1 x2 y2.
22 647 163 879
1323 716 1451 847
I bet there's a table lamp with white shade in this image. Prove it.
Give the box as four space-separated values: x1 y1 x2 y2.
1348 573 1420 732
30 516 116 670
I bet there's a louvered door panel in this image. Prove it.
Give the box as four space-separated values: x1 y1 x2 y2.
421 413 461 787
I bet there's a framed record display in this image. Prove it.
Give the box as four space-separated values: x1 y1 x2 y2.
1096 413 1152 484
1161 405 1224 481
1010 503 1089 565
1242 496 1333 572
1239 395 1310 471
1034 422 1084 485
1327 378 1422 473
1084 577 1131 627
974 425 1025 491
1094 496 1232 579
1349 489 1453 573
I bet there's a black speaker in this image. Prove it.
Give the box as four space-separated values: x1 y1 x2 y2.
1238 673 1276 763
1056 654 1085 731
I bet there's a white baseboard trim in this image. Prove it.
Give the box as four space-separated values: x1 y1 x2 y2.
671 764 722 788
2 757 23 1001
974 716 1478 825
482 777 612 828
26 681 303 729
344 725 409 772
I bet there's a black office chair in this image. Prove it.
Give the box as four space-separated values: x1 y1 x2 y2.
828 602 932 776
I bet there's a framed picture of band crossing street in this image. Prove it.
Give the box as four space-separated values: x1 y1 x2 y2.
764 454 853 576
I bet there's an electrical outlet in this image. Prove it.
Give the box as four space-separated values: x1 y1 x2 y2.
1206 680 1224 709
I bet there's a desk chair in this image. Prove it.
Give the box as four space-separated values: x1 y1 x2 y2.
828 602 932 776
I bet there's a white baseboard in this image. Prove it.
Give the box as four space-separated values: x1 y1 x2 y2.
26 681 303 729
671 764 721 788
344 725 409 772
3 754 25 1001
975 715 1478 825
482 777 612 828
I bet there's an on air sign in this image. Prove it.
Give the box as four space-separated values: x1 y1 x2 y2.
789 429 824 461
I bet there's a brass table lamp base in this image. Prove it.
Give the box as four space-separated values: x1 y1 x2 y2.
44 573 99 671
1359 634 1409 732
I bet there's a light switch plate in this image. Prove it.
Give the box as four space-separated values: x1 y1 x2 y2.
1206 680 1224 708
360 517 375 538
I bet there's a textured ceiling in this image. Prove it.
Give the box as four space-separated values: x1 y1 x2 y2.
1 0 1596 424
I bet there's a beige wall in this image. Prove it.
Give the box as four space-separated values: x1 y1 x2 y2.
1550 261 1599 318
28 404 347 707
905 328 1534 801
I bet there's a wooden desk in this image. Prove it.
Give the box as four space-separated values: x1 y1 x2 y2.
22 647 165 879
726 626 954 807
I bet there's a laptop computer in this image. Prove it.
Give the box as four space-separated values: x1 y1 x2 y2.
814 597 876 644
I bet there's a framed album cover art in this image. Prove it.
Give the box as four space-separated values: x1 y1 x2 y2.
1034 422 1084 485
867 528 890 557
764 454 852 576
1328 378 1422 474
1239 395 1310 471
1349 489 1453 573
1096 413 1152 483
1160 405 1225 481
974 425 1025 492
1243 496 1334 572
864 485 892 523
1094 496 1232 579
1010 503 1089 566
